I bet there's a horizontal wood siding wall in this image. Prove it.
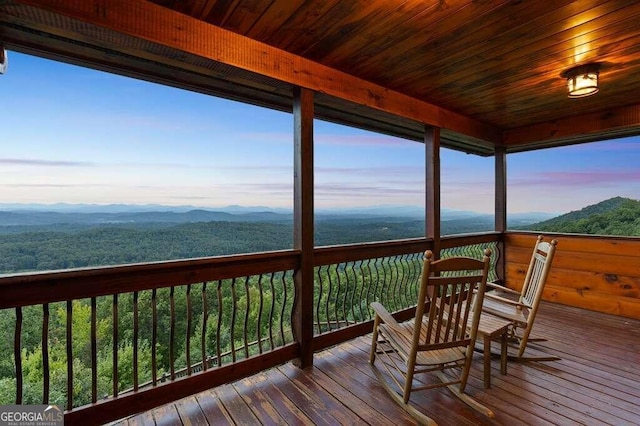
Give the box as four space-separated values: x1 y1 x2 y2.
505 232 640 320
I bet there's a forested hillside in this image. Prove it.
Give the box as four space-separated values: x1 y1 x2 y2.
0 218 427 274
0 222 293 273
523 197 640 236
0 211 497 274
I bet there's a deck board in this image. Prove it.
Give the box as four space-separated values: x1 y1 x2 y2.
192 391 233 425
114 302 640 425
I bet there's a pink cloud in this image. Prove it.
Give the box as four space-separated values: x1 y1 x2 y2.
512 170 640 187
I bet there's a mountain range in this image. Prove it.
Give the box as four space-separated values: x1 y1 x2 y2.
0 203 556 228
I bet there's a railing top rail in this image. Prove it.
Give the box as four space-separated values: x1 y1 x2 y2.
314 238 433 266
0 250 300 308
440 232 501 249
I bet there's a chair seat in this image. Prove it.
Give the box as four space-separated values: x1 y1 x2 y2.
379 319 467 366
482 295 529 325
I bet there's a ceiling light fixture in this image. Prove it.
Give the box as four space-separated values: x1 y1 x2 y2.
561 63 600 98
0 47 6 74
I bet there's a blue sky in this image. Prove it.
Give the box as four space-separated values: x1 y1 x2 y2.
1 52 638 215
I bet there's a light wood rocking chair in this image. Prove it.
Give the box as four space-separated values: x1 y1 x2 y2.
482 235 559 361
369 249 493 425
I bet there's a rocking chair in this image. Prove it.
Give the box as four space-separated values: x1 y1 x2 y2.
483 235 559 361
369 249 493 425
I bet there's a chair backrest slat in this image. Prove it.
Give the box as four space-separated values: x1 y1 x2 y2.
413 251 491 351
520 237 557 308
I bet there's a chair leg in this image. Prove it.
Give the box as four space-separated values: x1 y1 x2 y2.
500 332 508 375
483 335 491 388
479 326 509 384
370 316 380 364
403 356 417 404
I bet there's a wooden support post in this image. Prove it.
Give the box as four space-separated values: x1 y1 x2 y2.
494 145 507 285
292 87 314 369
425 126 441 258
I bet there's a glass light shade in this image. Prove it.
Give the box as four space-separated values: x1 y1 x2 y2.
0 48 6 75
566 71 598 98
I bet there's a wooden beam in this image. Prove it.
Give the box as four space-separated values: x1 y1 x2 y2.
494 146 507 234
503 103 640 149
425 126 441 257
494 146 506 284
6 0 501 144
292 87 314 369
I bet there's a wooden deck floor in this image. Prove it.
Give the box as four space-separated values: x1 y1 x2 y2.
117 302 640 425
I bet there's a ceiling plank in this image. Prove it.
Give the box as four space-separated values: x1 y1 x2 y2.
6 0 502 144
222 0 274 34
395 1 633 94
386 0 611 87
324 1 504 71
245 0 306 40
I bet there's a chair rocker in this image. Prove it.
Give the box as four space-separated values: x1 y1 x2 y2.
483 235 559 362
369 249 493 425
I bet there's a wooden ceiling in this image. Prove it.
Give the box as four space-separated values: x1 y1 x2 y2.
2 0 640 154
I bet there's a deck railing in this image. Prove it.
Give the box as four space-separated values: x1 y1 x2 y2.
0 233 501 425
313 235 500 333
2 230 637 425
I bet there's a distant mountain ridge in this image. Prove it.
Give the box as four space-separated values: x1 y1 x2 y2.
0 202 557 228
0 209 292 227
0 203 290 214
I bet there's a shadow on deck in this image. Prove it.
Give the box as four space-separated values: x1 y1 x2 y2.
117 301 640 425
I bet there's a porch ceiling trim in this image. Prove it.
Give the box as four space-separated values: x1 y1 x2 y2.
503 103 640 151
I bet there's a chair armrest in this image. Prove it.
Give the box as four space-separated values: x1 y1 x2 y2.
484 292 529 308
486 281 521 295
370 302 401 331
